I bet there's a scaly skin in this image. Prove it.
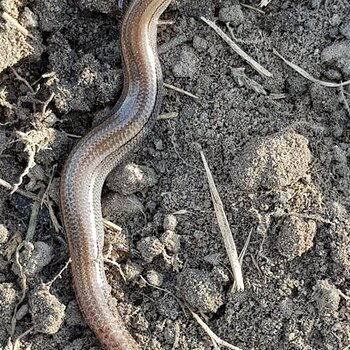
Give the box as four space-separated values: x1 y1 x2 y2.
60 1 172 348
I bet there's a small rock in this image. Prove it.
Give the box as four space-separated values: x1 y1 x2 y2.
193 36 209 52
277 216 316 260
177 268 224 313
29 285 65 334
155 139 163 151
160 230 181 254
123 260 143 282
321 40 350 78
13 241 53 277
146 270 164 287
20 7 38 28
137 237 164 263
314 280 340 316
172 48 199 78
0 225 9 244
163 214 177 232
322 68 343 81
106 163 158 195
218 4 244 25
102 192 144 222
16 303 29 320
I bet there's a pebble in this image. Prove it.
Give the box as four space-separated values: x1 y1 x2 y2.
321 40 350 78
137 236 164 263
218 4 244 25
163 214 177 232
146 270 164 287
161 230 181 254
102 192 144 222
177 268 224 313
172 48 199 78
106 163 158 195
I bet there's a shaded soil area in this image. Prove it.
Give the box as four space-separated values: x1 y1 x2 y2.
0 0 349 349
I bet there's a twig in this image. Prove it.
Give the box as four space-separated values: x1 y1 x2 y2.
10 242 28 337
10 68 35 94
41 164 56 206
190 310 243 350
164 82 200 99
65 132 82 139
104 258 126 282
45 259 71 288
9 326 34 350
273 49 350 88
140 276 241 349
201 17 272 78
157 112 179 120
41 92 55 118
45 200 62 232
200 150 244 291
10 187 45 336
103 219 122 233
0 178 39 201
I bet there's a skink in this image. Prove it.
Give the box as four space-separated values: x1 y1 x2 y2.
60 1 172 349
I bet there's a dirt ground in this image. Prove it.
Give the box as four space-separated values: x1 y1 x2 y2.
0 0 349 349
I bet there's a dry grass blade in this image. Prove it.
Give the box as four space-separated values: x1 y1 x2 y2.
164 82 200 99
190 310 243 350
103 219 122 233
26 187 45 241
240 3 265 14
273 49 350 88
201 17 272 78
200 150 244 291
